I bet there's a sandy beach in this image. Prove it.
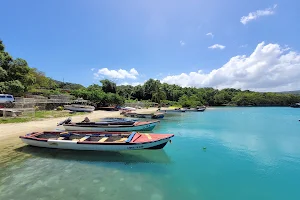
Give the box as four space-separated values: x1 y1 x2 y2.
0 108 159 140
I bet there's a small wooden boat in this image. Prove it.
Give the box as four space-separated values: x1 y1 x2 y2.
64 104 95 112
197 107 206 112
123 112 164 119
19 131 174 151
99 117 139 122
58 118 160 132
184 108 198 112
97 107 119 111
291 103 300 108
158 108 186 113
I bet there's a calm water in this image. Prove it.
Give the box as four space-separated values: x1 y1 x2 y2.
1 107 300 200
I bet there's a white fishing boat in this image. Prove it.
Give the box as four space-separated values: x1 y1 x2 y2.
64 104 95 112
197 107 206 112
58 118 159 132
158 108 186 113
123 112 164 119
20 131 174 151
122 107 136 111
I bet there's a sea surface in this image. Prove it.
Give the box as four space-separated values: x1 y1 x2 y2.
1 107 300 200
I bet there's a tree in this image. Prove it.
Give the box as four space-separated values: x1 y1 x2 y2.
0 40 4 52
100 79 116 93
117 85 133 99
0 67 7 81
143 79 158 100
7 58 36 87
0 80 25 95
131 85 144 100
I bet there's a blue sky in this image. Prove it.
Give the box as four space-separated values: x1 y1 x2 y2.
1 0 300 91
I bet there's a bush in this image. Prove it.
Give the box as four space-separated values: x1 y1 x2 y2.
57 106 64 111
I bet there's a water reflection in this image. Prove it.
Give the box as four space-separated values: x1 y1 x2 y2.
14 146 172 165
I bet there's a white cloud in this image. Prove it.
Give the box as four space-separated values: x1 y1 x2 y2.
240 44 248 48
180 40 185 46
118 82 144 86
161 42 300 92
208 44 225 50
240 4 277 25
206 32 214 38
91 68 95 71
93 68 139 79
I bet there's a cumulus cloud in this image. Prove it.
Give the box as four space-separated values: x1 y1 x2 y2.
208 44 225 50
206 32 214 38
240 4 277 25
161 42 300 92
180 40 185 46
94 68 139 79
118 82 144 86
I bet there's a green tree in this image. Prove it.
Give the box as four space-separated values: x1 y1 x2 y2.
131 85 144 100
0 67 7 81
0 80 25 95
100 79 116 93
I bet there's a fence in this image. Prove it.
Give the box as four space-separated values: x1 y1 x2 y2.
0 95 88 118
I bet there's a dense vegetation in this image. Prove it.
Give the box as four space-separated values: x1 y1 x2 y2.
112 81 300 107
1 39 300 107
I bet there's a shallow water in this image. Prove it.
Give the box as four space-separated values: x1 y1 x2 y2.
1 107 300 200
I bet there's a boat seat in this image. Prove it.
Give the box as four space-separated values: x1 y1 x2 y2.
125 132 136 143
99 137 108 142
114 138 127 143
79 136 90 142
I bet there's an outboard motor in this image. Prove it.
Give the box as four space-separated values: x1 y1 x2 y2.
57 117 72 126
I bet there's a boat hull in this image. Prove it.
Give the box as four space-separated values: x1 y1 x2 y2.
64 105 95 112
63 121 159 132
159 110 186 113
20 137 171 151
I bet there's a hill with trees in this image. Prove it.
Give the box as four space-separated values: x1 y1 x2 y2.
1 39 300 107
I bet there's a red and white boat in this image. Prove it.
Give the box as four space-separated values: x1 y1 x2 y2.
20 131 174 151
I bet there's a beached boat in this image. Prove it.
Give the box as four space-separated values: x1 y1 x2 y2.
197 107 206 112
121 107 136 111
183 106 206 112
64 104 95 112
158 108 186 113
58 118 159 132
19 131 174 151
99 117 139 122
291 103 300 108
123 112 164 119
184 108 198 112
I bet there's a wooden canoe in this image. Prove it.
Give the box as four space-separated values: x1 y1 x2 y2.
20 131 174 151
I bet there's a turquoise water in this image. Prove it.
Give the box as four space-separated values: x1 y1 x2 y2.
1 107 300 200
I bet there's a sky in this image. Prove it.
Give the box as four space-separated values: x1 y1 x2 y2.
1 0 300 92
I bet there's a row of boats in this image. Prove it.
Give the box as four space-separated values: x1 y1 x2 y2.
20 106 207 151
20 117 171 151
63 104 207 113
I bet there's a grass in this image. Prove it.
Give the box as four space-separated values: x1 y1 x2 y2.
0 110 85 124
